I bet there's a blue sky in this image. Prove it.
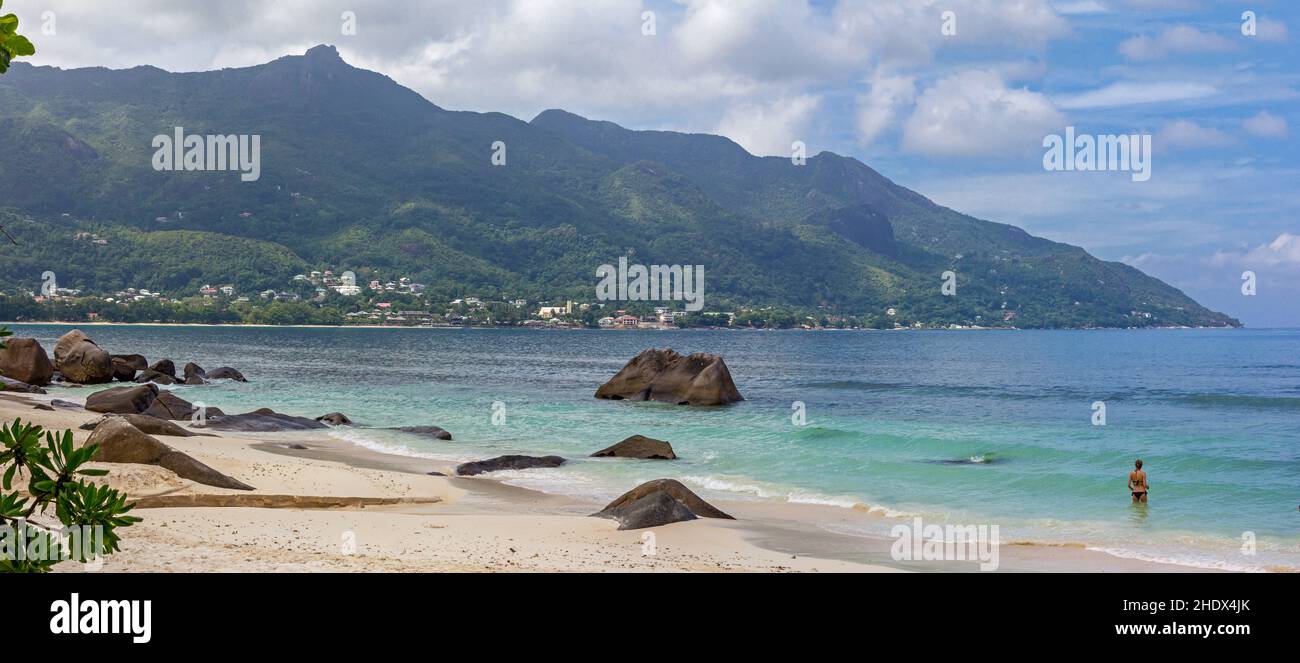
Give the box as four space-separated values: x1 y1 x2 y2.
15 0 1300 325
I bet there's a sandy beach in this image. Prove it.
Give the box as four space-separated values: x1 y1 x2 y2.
0 389 891 572
0 384 1220 574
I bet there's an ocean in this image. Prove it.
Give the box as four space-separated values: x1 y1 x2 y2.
10 323 1299 571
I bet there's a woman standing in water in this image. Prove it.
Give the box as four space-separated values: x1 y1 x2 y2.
1128 459 1150 504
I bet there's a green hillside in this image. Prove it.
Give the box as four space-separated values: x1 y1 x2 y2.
0 45 1238 328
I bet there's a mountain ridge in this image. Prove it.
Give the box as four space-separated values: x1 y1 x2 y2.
0 46 1238 328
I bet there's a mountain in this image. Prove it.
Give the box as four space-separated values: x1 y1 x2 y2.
0 45 1238 328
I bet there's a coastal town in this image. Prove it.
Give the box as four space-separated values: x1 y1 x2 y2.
9 266 752 329
1 264 993 330
0 261 1050 330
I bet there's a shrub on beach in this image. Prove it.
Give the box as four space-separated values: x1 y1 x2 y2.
1 325 142 572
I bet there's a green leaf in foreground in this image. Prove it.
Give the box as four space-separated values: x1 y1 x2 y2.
0 0 36 74
0 415 140 572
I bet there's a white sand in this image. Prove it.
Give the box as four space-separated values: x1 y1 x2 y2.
1 391 892 572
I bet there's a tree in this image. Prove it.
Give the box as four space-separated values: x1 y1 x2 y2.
0 328 141 572
0 0 36 74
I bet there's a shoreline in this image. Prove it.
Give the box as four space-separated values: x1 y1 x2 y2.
0 391 888 572
2 320 1252 332
0 389 1237 572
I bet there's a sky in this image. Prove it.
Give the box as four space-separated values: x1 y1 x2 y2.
10 0 1299 326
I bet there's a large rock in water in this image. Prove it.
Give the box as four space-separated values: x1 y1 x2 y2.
52 330 114 384
593 491 699 530
111 358 138 382
595 349 743 406
595 479 734 520
182 362 207 385
455 455 566 476
111 354 147 382
198 408 326 432
316 412 353 426
206 367 247 382
86 418 253 490
0 338 55 385
134 369 178 385
397 425 452 440
149 359 177 379
591 435 677 460
86 384 159 414
112 354 148 371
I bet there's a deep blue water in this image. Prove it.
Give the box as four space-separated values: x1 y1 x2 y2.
10 324 1300 571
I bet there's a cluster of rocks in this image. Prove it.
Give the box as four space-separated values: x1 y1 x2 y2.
11 343 740 532
445 349 741 527
595 348 744 406
447 436 727 529
0 329 246 389
82 383 343 434
450 435 677 478
85 383 214 420
132 358 247 386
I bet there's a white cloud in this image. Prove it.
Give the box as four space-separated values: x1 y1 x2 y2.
913 162 1299 251
1122 0 1201 10
901 70 1065 157
1118 25 1236 61
855 73 915 147
14 0 1072 138
1212 234 1300 269
1257 17 1289 43
1243 111 1288 138
672 0 859 82
1155 119 1235 151
1120 247 1299 328
831 0 1067 67
1054 81 1218 109
713 95 821 157
1052 0 1109 15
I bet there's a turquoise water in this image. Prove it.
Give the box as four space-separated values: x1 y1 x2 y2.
10 324 1300 571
